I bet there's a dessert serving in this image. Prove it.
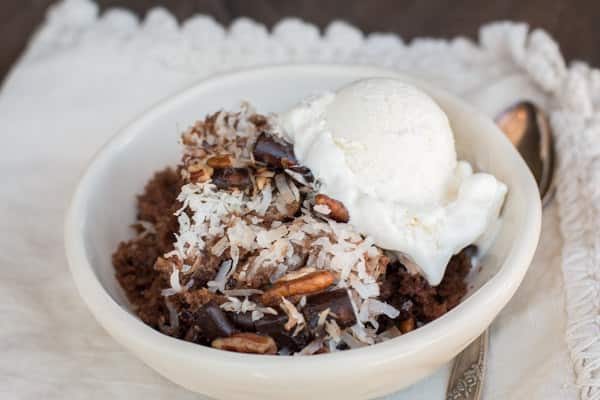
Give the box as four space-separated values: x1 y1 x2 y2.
113 78 507 356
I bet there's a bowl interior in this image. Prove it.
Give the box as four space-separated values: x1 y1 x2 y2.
77 65 528 324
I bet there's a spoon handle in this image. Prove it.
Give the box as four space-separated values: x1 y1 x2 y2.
446 329 488 400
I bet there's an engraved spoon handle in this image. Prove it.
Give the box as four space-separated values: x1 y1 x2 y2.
446 329 489 400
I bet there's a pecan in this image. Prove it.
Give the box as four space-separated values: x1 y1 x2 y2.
211 332 277 355
261 271 336 305
207 155 233 168
314 194 349 223
187 162 213 183
249 114 269 129
399 318 415 334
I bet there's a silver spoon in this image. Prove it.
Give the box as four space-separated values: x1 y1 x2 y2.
446 101 555 400
496 102 555 205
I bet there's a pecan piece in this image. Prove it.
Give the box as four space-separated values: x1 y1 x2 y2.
206 155 233 168
261 271 336 305
212 167 252 190
314 194 349 223
249 114 269 129
211 332 277 355
187 162 213 183
399 318 415 334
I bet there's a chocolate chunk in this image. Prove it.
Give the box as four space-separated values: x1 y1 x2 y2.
302 289 357 332
255 314 310 351
197 301 237 340
253 132 298 169
212 167 251 190
254 314 289 336
229 312 256 331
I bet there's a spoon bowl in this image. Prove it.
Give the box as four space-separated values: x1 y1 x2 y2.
495 101 555 203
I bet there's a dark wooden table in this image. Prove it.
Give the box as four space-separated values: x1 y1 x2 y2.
2 0 599 84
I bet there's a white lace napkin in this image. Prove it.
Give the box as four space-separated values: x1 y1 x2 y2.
3 0 597 398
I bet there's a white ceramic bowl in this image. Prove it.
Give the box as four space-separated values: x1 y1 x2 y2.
65 65 541 400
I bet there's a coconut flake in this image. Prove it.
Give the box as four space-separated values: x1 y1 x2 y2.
325 319 342 343
275 174 295 204
280 297 305 333
317 308 330 327
340 331 366 349
256 224 289 248
211 236 229 256
350 274 380 299
165 299 179 331
274 195 289 215
251 306 278 322
220 297 242 313
227 219 256 250
161 288 178 297
288 179 300 203
368 299 400 319
313 204 331 215
284 168 313 188
207 259 233 293
351 324 375 345
252 184 272 216
170 268 182 292
230 244 240 271
298 295 307 310
269 263 289 283
276 267 317 283
251 310 265 321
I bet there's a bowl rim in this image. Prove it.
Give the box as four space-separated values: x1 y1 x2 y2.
64 64 541 372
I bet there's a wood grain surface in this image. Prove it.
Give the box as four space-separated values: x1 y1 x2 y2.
1 0 599 84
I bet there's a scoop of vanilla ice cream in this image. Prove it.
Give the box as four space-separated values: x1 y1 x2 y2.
324 79 457 207
280 78 507 285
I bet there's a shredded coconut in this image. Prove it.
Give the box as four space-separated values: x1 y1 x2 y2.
313 204 331 215
280 297 306 334
207 259 233 293
317 308 331 327
161 105 398 347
